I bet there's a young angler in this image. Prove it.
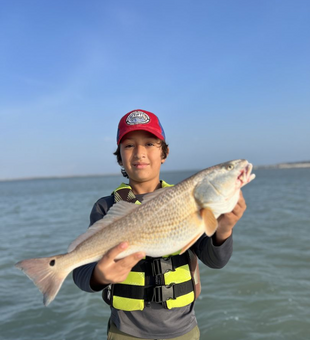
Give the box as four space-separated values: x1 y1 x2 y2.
73 109 247 339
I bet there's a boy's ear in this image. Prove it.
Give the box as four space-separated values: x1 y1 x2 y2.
161 146 169 163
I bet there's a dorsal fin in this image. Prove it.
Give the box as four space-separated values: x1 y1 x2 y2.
68 201 139 252
140 187 169 204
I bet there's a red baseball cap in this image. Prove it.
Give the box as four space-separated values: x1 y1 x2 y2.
116 109 166 145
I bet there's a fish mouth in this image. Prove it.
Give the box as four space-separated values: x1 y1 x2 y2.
237 163 256 187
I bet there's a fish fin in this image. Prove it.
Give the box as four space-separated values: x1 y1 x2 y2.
140 187 169 203
68 201 139 252
179 233 202 255
15 254 69 306
105 200 140 219
201 207 218 236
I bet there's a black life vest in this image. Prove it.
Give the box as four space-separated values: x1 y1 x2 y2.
102 181 201 311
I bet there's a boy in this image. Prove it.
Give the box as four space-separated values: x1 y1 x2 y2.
73 109 247 339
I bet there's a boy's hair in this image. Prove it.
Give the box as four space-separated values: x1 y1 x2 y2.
113 140 169 178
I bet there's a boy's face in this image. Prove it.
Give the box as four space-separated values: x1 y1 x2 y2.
119 130 167 185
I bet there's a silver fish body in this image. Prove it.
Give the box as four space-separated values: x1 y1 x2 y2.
15 159 255 306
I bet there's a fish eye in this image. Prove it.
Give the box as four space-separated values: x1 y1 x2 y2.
226 164 234 171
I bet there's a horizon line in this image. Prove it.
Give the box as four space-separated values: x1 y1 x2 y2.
1 161 310 183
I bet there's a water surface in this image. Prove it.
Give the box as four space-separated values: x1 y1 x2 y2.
1 168 309 339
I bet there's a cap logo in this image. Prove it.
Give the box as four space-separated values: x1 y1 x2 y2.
126 111 150 125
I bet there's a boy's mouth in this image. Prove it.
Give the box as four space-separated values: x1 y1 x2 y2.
133 163 149 169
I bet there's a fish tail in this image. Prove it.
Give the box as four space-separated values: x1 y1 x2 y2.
15 254 70 306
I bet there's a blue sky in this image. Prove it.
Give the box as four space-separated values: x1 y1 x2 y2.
1 0 309 180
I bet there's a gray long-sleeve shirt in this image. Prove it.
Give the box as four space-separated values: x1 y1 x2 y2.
73 193 233 338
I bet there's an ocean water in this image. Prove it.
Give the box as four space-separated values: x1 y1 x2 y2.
1 168 309 340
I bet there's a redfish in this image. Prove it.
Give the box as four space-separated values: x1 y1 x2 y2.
15 159 255 306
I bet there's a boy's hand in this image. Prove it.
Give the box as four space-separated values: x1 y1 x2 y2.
214 190 247 245
90 242 145 290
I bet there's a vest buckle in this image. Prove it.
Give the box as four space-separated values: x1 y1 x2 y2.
151 257 173 276
153 284 175 303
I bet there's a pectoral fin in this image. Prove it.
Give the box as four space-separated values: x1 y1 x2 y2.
179 208 218 254
201 207 218 236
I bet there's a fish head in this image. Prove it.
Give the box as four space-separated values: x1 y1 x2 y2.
194 159 256 218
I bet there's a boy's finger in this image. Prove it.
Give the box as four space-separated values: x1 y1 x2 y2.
99 242 129 263
116 252 145 269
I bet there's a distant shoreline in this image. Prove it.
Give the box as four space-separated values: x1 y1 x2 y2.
255 162 310 169
1 161 309 182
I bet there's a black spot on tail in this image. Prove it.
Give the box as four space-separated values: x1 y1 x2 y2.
49 259 56 266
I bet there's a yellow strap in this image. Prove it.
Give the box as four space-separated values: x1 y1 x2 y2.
166 292 195 309
114 182 131 191
113 296 144 311
164 264 191 285
114 180 174 192
119 271 145 286
161 180 174 188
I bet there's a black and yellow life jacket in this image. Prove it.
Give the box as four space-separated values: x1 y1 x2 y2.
102 181 201 311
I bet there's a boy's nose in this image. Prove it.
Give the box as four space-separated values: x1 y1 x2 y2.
134 145 146 158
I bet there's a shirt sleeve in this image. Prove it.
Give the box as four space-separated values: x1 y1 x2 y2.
192 233 233 269
72 196 114 293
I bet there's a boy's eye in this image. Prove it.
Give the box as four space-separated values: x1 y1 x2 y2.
124 144 134 148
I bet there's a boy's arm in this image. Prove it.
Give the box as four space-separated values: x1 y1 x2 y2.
193 233 233 269
73 261 98 292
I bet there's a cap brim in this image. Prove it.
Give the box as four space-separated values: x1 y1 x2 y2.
117 125 165 144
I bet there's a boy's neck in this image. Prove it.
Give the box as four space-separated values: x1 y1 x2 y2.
129 178 161 195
